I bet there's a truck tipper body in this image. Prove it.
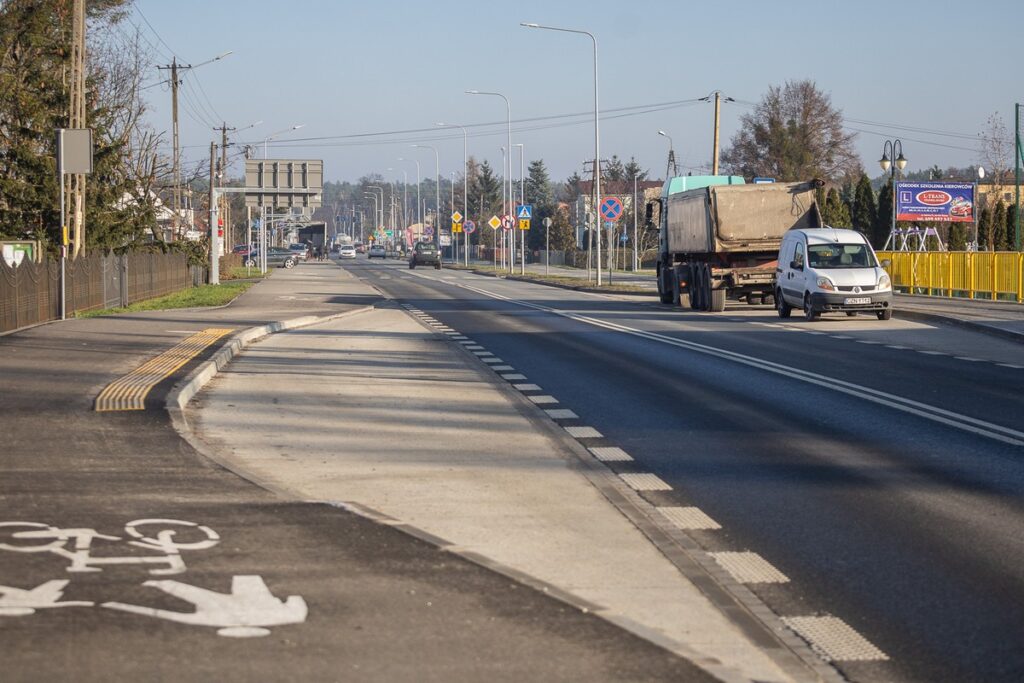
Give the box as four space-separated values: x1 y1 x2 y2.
648 177 823 311
297 222 329 251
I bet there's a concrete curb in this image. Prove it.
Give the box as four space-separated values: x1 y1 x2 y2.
450 265 657 298
894 307 1024 345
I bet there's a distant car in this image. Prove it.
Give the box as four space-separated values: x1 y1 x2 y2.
244 247 297 269
367 244 386 259
232 244 252 256
409 241 441 270
288 243 309 261
354 243 365 253
338 244 357 259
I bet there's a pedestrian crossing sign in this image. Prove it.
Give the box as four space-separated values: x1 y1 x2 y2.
516 204 533 220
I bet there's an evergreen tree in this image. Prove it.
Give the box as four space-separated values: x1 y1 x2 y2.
978 204 993 250
851 174 876 235
623 157 649 182
822 188 851 227
604 155 626 182
948 223 968 251
548 205 576 252
468 160 502 248
992 200 1008 251
525 159 554 250
1007 204 1020 251
872 181 894 248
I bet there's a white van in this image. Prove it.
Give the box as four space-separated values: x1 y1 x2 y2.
775 228 893 321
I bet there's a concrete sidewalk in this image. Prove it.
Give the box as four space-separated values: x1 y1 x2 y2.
187 297 812 682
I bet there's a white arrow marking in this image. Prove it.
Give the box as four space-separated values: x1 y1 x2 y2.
0 580 94 616
102 575 307 637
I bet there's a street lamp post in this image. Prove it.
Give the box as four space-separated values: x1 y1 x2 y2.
363 193 378 244
521 22 601 285
398 157 421 230
878 139 907 248
466 90 513 272
263 124 304 159
633 172 639 271
412 144 440 253
657 130 678 178
367 185 385 235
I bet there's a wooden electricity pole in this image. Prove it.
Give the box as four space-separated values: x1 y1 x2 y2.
68 0 86 257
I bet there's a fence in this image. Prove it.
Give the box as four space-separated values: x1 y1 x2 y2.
0 252 196 334
878 251 1024 302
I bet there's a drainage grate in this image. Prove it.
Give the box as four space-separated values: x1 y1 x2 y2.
782 616 889 662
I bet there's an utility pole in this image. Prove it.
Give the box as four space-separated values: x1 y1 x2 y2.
215 122 234 248
1016 102 1021 252
712 91 722 176
68 0 86 257
209 142 219 285
157 58 185 240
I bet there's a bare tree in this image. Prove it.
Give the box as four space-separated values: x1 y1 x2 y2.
978 111 1011 204
722 80 859 182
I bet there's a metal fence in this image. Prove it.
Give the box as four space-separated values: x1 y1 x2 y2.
0 252 195 334
878 251 1024 302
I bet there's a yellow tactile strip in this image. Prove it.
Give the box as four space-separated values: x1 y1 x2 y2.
95 328 235 411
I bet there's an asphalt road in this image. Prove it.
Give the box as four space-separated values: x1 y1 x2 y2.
350 257 1024 683
0 263 715 682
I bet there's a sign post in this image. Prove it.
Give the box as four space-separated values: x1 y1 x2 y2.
599 198 623 283
56 128 93 320
543 216 552 275
515 205 532 275
488 216 501 270
463 220 475 267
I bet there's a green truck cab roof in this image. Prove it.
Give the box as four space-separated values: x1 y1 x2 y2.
662 175 745 197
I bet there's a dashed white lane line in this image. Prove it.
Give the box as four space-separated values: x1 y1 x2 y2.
492 365 515 372
501 373 527 380
830 335 853 340
657 506 721 530
444 331 459 336
451 335 468 340
885 345 911 350
955 356 984 362
918 350 946 355
464 344 484 350
528 395 559 405
589 446 633 462
481 357 503 364
458 340 476 345
619 473 672 491
782 616 889 662
998 363 1024 369
857 340 882 345
545 408 578 419
565 426 602 438
709 552 790 584
472 351 493 356
513 383 542 391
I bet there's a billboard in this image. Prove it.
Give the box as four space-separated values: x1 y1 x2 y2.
896 181 974 222
244 159 323 208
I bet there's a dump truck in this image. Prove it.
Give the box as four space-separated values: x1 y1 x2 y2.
647 177 824 312
297 222 329 252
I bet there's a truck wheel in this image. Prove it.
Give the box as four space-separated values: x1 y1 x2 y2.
658 267 674 304
763 294 775 307
776 289 792 318
803 294 819 321
435 263 441 270
710 288 726 312
877 308 893 321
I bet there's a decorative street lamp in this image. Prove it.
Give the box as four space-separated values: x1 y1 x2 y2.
879 139 907 245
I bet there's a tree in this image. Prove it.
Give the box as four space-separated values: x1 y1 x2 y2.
992 200 1008 251
623 157 649 182
979 112 1011 192
721 79 859 182
1007 203 1020 251
978 204 993 250
468 160 502 248
525 159 555 250
822 187 851 227
604 155 626 182
872 180 894 248
547 205 576 252
851 174 876 235
948 223 968 251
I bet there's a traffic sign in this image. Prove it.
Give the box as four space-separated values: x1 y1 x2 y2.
543 217 552 228
488 216 501 230
599 197 623 222
451 221 463 233
451 210 463 223
424 225 434 237
464 220 476 234
753 177 776 184
515 204 533 220
518 219 530 231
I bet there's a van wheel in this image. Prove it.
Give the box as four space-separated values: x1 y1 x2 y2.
435 263 441 270
803 294 819 321
776 290 792 318
846 311 857 317
877 308 893 321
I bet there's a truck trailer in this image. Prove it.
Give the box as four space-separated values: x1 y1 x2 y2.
648 177 823 312
296 222 329 253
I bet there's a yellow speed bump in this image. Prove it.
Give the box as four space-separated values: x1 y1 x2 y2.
95 328 234 412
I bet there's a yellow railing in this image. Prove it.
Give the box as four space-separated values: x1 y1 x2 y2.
877 251 1024 302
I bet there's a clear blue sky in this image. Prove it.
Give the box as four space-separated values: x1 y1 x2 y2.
131 0 1019 183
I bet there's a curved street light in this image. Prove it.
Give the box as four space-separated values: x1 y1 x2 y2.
412 144 440 250
879 139 907 248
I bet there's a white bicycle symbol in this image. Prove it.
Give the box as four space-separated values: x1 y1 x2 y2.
0 519 220 575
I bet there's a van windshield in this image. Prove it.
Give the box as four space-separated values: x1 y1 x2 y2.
807 244 876 269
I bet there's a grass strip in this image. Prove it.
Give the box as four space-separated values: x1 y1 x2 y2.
77 281 255 318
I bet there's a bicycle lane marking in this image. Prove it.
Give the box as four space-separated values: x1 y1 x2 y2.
0 518 306 637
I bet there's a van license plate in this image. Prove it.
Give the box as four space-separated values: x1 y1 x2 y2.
844 297 871 305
